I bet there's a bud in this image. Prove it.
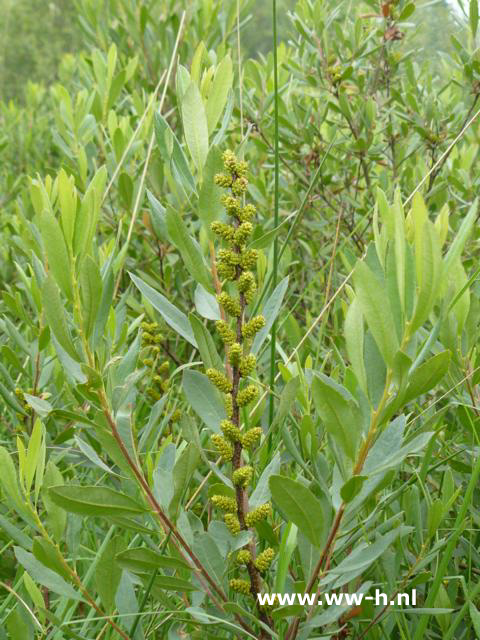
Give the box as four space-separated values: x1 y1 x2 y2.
241 427 262 448
242 315 266 339
206 368 233 393
215 320 236 345
221 419 242 442
224 513 241 534
239 354 256 377
236 549 252 565
245 503 272 527
217 292 241 317
229 578 251 595
255 547 275 572
237 384 258 407
211 494 237 513
211 434 233 461
232 465 253 487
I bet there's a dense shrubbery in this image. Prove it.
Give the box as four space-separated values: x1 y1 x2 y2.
1 1 480 639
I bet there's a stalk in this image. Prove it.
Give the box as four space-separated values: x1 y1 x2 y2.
208 151 275 636
268 0 280 435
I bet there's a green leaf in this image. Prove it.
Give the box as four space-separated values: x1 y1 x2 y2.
469 602 480 637
42 461 67 542
25 418 45 499
182 82 209 173
274 522 297 593
270 377 300 430
345 297 367 392
149 575 196 592
154 112 196 194
193 533 225 588
166 207 212 292
170 441 200 516
322 528 405 587
312 373 361 461
14 547 81 600
41 276 80 361
73 166 107 258
116 548 190 573
57 169 76 250
39 211 72 299
182 370 226 432
198 146 224 231
340 475 367 503
444 199 477 274
23 394 52 418
250 453 281 507
95 536 126 612
194 283 221 320
48 485 147 517
206 55 233 134
269 475 326 547
129 272 197 346
353 259 398 367
189 313 223 370
252 276 289 354
403 351 451 404
410 220 442 333
79 255 102 338
32 537 70 581
0 446 27 516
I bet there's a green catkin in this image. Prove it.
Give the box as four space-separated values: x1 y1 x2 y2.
218 249 241 265
239 203 256 222
239 248 259 270
211 221 235 243
237 384 259 407
221 194 241 216
217 292 241 317
232 465 253 487
229 579 251 595
232 176 248 196
241 427 262 448
242 315 266 339
211 495 237 513
234 222 253 245
221 419 242 442
245 503 272 527
211 434 233 461
255 548 275 572
224 394 233 418
215 320 236 345
217 262 236 281
224 513 241 534
206 368 233 393
236 549 252 565
239 354 257 377
214 173 233 188
228 343 242 365
238 270 255 293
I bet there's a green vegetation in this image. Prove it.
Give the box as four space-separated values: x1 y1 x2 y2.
1 1 480 639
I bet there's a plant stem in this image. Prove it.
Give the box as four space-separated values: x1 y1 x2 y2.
228 182 273 635
268 0 280 437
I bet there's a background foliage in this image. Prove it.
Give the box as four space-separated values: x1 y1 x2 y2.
1 1 480 639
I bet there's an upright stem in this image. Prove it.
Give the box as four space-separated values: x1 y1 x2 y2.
228 185 272 634
268 0 280 436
